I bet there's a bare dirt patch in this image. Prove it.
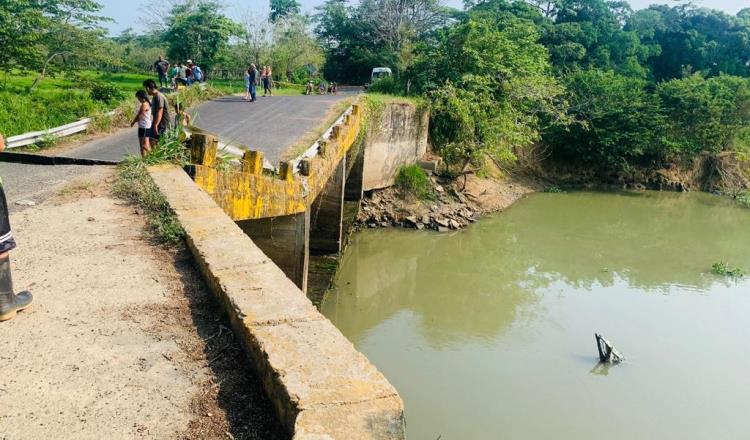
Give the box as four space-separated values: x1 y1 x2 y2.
0 168 285 440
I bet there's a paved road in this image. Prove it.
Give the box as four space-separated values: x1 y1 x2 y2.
0 162 102 213
190 93 354 165
57 91 356 164
61 127 140 162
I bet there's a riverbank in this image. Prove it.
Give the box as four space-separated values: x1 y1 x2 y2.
356 163 539 232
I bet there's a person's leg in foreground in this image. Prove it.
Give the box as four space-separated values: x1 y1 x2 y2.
0 134 32 322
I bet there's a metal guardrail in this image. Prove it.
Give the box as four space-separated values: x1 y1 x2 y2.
6 111 116 149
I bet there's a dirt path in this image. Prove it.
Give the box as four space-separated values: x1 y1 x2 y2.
0 167 285 440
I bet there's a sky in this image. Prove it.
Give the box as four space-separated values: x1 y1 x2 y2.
100 0 748 36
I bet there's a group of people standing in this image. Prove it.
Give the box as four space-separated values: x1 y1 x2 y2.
131 79 191 157
154 56 204 89
244 64 274 102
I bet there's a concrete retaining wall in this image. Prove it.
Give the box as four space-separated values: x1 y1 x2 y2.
363 103 429 191
148 165 405 440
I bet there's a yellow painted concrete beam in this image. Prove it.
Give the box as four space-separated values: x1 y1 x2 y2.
189 104 363 221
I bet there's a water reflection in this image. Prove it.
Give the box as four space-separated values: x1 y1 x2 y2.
324 191 750 346
322 191 750 439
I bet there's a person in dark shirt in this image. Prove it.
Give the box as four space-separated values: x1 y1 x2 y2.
248 64 258 102
143 79 171 144
0 132 32 322
154 56 170 88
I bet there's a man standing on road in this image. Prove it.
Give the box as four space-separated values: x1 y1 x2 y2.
154 56 170 88
248 64 258 102
143 80 171 145
0 132 33 322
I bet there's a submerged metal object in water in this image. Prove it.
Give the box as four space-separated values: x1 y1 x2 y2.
595 333 624 363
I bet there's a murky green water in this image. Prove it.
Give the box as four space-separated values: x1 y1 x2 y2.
321 191 750 439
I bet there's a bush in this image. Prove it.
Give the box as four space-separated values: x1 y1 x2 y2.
89 82 125 104
658 75 750 156
395 164 431 199
711 262 746 278
544 69 668 169
367 76 402 95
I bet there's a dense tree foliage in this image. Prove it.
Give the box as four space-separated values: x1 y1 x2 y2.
315 0 454 83
270 0 301 23
162 1 241 71
314 0 750 170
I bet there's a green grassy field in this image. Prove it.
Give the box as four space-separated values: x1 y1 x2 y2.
0 70 302 138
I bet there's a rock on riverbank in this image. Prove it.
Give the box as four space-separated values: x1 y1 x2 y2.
357 168 538 232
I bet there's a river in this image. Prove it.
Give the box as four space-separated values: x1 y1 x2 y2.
320 190 750 439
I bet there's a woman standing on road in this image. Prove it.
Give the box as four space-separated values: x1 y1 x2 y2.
262 66 273 97
130 90 152 157
244 67 251 101
0 132 33 322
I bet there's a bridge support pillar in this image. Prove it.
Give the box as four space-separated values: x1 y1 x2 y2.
237 212 309 292
309 157 346 254
344 146 365 202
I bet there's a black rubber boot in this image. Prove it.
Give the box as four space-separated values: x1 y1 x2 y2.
0 255 32 322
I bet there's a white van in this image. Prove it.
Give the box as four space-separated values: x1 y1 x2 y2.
371 67 392 82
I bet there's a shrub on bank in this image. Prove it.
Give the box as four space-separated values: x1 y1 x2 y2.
395 164 431 199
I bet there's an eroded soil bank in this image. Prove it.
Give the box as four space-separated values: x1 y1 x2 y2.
357 171 538 232
0 167 285 440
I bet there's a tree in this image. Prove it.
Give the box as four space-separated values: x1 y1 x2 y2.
240 9 273 66
269 0 300 23
544 69 667 168
271 14 324 82
627 5 750 81
658 74 750 155
414 16 567 166
30 0 111 91
539 0 656 77
315 0 450 82
163 0 241 71
0 0 47 75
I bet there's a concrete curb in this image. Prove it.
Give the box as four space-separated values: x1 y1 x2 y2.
148 165 406 440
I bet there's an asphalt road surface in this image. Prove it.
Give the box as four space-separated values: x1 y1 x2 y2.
61 127 140 162
190 93 354 165
59 91 356 164
0 162 102 213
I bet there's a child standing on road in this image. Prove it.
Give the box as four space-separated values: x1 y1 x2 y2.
130 90 152 157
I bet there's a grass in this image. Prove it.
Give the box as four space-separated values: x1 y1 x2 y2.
395 164 433 200
735 190 750 208
0 69 300 139
113 127 188 245
711 262 746 278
